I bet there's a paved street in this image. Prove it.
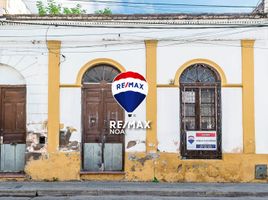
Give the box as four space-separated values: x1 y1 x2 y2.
0 182 268 199
1 197 268 200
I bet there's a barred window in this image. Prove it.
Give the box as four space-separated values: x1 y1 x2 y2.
180 63 222 159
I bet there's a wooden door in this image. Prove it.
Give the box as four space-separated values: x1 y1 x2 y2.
0 86 26 172
82 83 124 171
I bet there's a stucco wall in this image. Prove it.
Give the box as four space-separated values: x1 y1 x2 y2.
157 41 242 85
157 88 180 153
222 88 243 153
0 41 48 156
255 39 268 154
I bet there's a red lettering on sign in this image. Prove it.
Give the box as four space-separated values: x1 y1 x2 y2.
196 132 216 137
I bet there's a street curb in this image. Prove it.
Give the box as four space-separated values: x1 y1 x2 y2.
0 190 37 197
1 189 268 197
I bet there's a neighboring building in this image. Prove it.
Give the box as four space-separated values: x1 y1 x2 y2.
0 0 30 15
0 8 268 182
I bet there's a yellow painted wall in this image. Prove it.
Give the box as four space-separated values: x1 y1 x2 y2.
23 152 268 182
25 152 80 181
124 153 268 183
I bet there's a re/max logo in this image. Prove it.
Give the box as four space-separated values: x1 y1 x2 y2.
109 120 151 135
116 82 144 90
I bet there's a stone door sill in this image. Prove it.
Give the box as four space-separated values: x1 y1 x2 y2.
80 171 125 175
0 172 26 178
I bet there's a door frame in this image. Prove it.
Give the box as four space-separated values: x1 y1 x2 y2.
81 83 125 172
0 85 27 173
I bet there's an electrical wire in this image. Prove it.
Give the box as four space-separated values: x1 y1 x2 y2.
66 0 257 9
0 27 267 57
0 25 260 50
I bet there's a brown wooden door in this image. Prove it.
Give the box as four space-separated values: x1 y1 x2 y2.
0 86 26 172
0 87 26 144
82 83 124 171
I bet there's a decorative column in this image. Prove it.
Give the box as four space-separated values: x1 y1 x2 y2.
145 40 158 153
241 40 255 154
47 40 61 153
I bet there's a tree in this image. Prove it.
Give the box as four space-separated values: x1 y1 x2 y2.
95 7 112 15
36 0 86 15
36 1 46 16
46 0 61 15
70 4 86 14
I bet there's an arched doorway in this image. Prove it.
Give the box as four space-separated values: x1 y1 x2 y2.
179 63 222 159
81 64 125 171
0 64 26 172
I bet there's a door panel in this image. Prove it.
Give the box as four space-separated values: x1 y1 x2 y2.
82 84 124 171
0 87 26 172
104 143 123 171
83 143 102 171
103 90 124 144
1 87 26 144
0 144 25 172
83 89 103 143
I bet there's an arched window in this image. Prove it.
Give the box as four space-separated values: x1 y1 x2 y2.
82 64 120 84
180 63 222 159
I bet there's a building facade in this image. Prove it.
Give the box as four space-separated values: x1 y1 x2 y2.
0 12 268 182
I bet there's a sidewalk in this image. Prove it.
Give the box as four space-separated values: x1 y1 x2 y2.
0 181 268 198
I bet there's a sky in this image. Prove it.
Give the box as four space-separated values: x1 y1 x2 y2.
23 0 261 14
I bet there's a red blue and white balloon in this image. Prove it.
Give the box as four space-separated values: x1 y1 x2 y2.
112 71 148 113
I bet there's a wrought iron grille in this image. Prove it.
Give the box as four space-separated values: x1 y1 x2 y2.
82 64 120 83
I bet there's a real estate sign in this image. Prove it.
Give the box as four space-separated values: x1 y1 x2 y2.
187 131 217 151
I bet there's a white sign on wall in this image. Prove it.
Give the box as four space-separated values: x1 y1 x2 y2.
187 131 217 151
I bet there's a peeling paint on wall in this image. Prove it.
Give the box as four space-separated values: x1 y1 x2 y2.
59 126 80 152
26 120 48 161
127 140 145 149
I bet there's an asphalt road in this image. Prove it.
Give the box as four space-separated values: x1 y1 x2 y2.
1 197 268 200
1 182 268 199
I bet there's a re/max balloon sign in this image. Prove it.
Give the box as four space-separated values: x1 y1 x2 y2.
112 71 148 113
111 71 150 135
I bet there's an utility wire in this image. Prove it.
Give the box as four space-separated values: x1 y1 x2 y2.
0 27 265 56
23 0 258 9
1 39 267 56
0 26 259 50
66 0 257 9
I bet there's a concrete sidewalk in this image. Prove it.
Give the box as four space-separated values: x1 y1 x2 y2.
0 181 268 198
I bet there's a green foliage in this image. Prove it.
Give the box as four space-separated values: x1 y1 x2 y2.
36 1 86 15
95 7 112 15
36 1 47 16
70 4 86 14
63 7 72 15
47 0 61 15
